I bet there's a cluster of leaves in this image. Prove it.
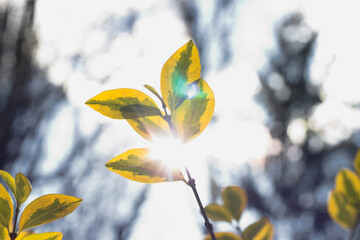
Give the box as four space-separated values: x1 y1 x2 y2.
0 170 82 240
328 150 360 232
86 40 215 183
204 186 274 240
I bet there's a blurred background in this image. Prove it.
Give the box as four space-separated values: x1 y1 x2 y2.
1 0 360 239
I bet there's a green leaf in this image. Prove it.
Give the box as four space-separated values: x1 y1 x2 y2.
335 169 360 207
204 232 243 240
172 78 215 141
105 148 185 183
15 173 32 206
204 203 232 222
161 40 201 114
328 190 358 229
243 217 274 240
85 88 163 119
0 170 16 197
18 194 82 232
22 232 63 240
126 116 171 141
0 183 13 231
222 186 247 221
354 149 360 176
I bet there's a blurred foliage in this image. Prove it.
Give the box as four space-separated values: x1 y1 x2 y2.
0 170 81 240
328 150 360 237
204 186 274 240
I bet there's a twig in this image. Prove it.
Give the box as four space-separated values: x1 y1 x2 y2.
9 206 19 240
185 167 216 240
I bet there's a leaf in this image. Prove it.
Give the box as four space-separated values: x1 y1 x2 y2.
144 84 163 103
105 148 185 183
328 190 358 229
18 194 82 231
15 173 32 206
354 149 360 176
0 225 9 240
161 40 201 113
0 170 16 197
15 230 33 240
204 232 243 240
22 232 63 240
172 78 215 141
243 217 274 240
0 183 13 231
85 88 163 119
126 115 171 141
204 203 232 222
222 186 247 221
335 169 360 207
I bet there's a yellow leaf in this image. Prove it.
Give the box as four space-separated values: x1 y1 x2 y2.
15 230 33 240
126 115 171 141
335 169 360 207
0 225 9 240
22 232 62 240
105 148 185 183
354 149 360 176
15 173 32 206
204 203 232 223
204 232 243 240
0 171 16 198
328 190 358 229
18 194 82 232
172 78 215 141
243 217 274 240
85 88 163 119
0 184 13 231
222 186 247 221
161 40 201 114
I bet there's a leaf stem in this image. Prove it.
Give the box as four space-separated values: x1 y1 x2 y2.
185 167 216 240
10 206 19 240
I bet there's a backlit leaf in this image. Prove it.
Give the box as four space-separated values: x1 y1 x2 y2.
204 232 243 240
126 115 171 141
243 217 274 240
22 232 62 240
328 190 358 229
204 203 232 222
105 148 185 183
354 149 360 176
0 184 12 231
85 88 162 119
15 230 33 240
144 84 163 103
0 170 16 197
172 78 215 141
19 194 82 231
222 186 247 221
0 225 9 240
161 40 201 113
335 169 360 207
15 173 32 206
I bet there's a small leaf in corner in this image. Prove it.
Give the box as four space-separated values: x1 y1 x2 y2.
204 232 242 240
243 217 274 240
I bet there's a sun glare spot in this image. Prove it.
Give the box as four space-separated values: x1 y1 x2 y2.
186 83 199 99
148 135 192 171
